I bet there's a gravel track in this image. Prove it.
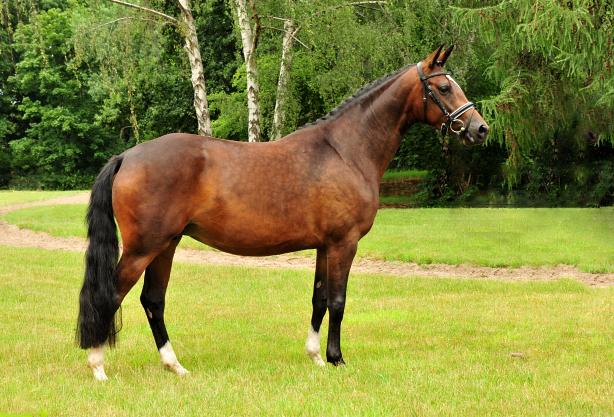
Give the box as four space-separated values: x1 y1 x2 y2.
2 193 613 287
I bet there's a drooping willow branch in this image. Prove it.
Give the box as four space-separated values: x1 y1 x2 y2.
103 0 180 26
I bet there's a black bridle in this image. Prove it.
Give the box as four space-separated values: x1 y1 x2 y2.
417 61 476 138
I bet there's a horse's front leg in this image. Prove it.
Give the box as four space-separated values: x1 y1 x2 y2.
306 248 328 366
325 238 358 366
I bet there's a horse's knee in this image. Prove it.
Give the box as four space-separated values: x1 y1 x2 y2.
327 296 346 320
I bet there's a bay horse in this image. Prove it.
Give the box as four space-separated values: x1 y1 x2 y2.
77 45 489 380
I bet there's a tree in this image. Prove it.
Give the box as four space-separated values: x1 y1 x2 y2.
8 7 122 189
228 0 399 142
233 0 261 142
94 0 213 136
453 0 614 154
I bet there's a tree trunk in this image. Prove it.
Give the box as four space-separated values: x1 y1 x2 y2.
177 0 212 136
271 19 295 141
104 0 212 137
234 0 261 142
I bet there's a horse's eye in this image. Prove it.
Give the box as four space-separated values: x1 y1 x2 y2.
438 85 451 94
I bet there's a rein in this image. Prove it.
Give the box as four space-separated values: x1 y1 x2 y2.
417 61 476 138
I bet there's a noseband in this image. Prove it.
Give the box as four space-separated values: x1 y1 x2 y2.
417 61 476 138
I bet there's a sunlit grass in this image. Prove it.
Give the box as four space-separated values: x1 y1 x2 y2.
381 169 428 181
0 204 213 252
1 246 614 416
3 205 613 272
358 208 614 273
0 190 85 206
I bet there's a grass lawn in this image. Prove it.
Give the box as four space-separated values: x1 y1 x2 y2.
0 190 85 206
3 204 613 272
1 246 613 416
381 169 428 181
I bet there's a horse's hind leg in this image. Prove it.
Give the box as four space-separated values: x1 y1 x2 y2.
87 250 157 380
305 248 328 366
140 236 188 374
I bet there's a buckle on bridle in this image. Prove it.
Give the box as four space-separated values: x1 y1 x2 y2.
443 103 476 136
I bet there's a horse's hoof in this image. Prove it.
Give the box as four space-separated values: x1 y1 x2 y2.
165 363 190 375
331 358 346 367
90 366 108 381
306 351 326 366
312 355 326 367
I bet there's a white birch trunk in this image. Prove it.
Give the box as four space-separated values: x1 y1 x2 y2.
103 0 212 136
235 0 261 142
177 0 212 136
271 19 295 141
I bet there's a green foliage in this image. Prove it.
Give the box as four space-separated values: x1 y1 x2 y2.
6 7 123 189
73 0 240 143
453 0 614 148
390 0 614 206
209 64 248 141
0 0 611 205
502 131 614 207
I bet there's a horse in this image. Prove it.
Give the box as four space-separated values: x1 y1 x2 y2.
77 45 490 380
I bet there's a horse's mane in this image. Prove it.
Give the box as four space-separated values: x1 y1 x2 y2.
299 63 416 130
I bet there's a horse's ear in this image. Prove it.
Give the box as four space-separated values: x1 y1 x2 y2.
438 44 455 67
426 44 446 69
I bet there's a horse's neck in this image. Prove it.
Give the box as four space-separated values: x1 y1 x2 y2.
327 72 416 182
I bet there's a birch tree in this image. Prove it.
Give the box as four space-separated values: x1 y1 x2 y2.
101 0 212 136
234 0 388 142
270 19 296 141
233 0 261 142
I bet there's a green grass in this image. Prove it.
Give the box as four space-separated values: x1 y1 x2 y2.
0 204 212 252
1 246 614 416
4 205 613 272
1 205 88 238
357 208 614 273
0 190 85 206
381 169 428 181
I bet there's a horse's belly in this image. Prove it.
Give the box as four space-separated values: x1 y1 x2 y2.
184 214 321 256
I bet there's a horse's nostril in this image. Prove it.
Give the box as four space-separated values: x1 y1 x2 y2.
478 124 489 134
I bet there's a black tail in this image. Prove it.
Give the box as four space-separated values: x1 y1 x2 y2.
76 155 124 349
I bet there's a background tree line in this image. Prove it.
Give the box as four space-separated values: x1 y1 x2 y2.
0 0 612 206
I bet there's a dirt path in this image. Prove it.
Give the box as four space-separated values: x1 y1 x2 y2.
2 193 614 287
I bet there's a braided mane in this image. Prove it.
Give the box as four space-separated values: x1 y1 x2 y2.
299 64 416 130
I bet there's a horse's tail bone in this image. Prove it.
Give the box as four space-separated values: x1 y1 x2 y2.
76 155 124 349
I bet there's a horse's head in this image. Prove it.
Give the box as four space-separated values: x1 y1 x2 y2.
414 45 489 146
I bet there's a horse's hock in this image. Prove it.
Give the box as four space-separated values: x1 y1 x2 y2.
379 177 423 208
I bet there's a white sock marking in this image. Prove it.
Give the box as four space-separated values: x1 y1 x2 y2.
305 325 325 366
159 341 189 375
87 345 108 381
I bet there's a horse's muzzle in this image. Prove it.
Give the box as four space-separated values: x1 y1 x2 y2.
461 123 489 146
